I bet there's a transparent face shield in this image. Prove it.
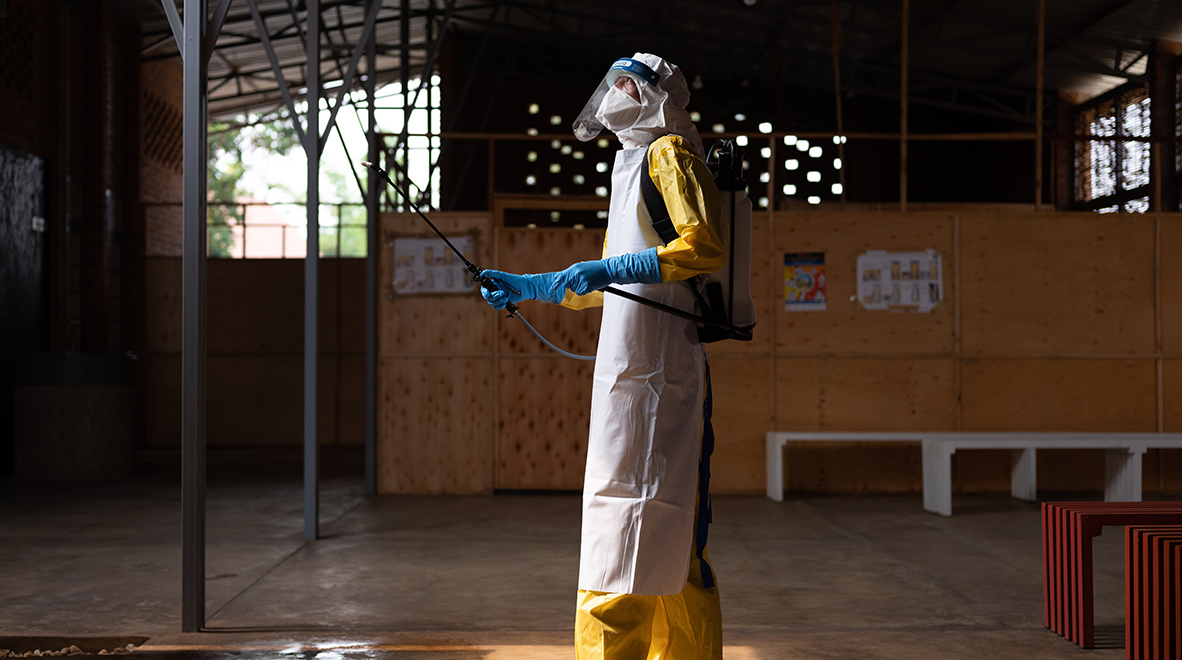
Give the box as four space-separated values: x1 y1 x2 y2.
572 58 667 142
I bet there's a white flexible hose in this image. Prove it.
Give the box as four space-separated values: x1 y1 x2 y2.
513 312 596 361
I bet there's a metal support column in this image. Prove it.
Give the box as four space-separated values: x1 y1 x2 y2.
304 0 321 542
831 0 845 206
388 0 455 174
1150 42 1178 212
248 0 377 519
899 0 909 211
364 0 378 496
179 0 208 633
400 0 410 203
1034 0 1045 210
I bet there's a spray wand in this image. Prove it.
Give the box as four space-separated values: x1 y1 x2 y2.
361 160 595 361
361 160 522 318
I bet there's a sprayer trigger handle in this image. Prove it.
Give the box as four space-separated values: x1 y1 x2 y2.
477 273 521 296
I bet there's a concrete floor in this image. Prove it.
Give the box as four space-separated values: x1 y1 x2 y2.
0 457 1132 659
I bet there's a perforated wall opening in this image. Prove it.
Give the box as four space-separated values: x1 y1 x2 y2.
142 92 183 174
1175 63 1181 177
0 4 35 98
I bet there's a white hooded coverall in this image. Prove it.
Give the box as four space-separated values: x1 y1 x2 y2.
565 53 726 660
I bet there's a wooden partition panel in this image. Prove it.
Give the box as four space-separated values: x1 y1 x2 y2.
707 358 773 493
775 358 958 431
1143 359 1182 492
770 356 953 493
144 257 183 354
960 358 1158 431
497 357 594 489
378 213 496 493
379 213 494 355
206 259 306 353
1163 216 1182 352
959 213 1156 354
1165 359 1182 432
493 228 601 489
377 356 494 494
773 213 956 354
497 228 605 357
368 210 1182 495
205 355 302 444
142 352 179 446
142 258 365 448
765 213 957 493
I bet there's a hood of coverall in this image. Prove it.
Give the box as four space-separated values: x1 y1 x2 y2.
572 52 705 158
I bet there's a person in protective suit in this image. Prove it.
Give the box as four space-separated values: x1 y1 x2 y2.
480 52 725 660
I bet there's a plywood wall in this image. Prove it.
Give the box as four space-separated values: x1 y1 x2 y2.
377 213 496 494
375 210 1182 495
759 211 1180 495
772 214 957 354
960 214 1157 354
142 258 366 448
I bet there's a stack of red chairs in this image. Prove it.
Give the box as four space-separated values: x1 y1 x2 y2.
1125 526 1182 660
1041 502 1182 649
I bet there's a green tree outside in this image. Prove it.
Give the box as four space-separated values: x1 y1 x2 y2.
207 112 301 257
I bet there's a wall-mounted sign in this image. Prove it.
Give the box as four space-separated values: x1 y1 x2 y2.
856 249 942 313
390 236 476 295
784 252 827 311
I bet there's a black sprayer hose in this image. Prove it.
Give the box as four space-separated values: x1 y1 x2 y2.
361 159 742 355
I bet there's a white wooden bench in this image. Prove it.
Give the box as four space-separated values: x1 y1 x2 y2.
766 432 1182 516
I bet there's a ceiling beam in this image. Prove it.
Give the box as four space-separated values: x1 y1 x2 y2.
142 5 430 61
986 0 1142 85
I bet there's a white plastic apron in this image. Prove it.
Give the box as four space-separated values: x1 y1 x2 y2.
578 145 705 596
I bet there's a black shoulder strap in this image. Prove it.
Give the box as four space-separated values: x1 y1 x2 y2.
633 139 752 342
641 141 680 246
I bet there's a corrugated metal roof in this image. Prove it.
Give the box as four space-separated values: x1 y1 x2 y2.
130 0 1182 121
139 0 445 118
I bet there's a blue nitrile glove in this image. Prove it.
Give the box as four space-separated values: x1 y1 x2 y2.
480 270 564 310
558 247 662 295
481 249 661 310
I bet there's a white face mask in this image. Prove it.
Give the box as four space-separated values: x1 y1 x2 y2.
594 85 642 132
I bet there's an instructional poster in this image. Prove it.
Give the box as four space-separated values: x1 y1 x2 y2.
391 236 476 294
856 249 943 313
784 252 827 311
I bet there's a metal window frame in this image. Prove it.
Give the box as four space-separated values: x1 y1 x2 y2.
1073 79 1154 211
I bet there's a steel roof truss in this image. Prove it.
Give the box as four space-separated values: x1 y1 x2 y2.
204 0 234 64
319 0 383 153
159 0 185 62
384 0 456 159
1052 38 1148 82
246 0 308 147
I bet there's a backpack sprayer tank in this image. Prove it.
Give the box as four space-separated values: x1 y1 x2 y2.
696 140 756 342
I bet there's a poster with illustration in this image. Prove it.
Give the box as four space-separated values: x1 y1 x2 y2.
784 252 827 311
391 236 476 294
856 249 942 312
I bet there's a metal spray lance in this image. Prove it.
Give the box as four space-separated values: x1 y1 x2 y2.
360 160 521 317
361 161 595 361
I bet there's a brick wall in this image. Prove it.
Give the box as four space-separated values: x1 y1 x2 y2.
139 60 184 257
0 0 48 158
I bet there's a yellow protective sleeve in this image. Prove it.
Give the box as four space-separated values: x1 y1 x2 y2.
648 135 727 283
561 289 604 310
559 235 608 310
558 136 723 308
